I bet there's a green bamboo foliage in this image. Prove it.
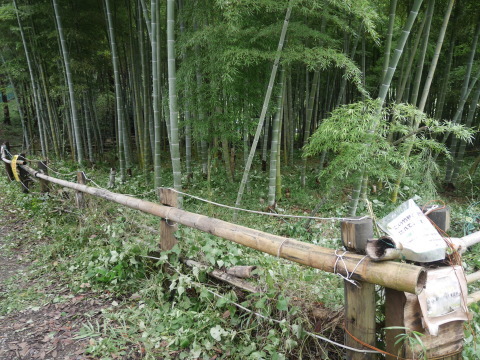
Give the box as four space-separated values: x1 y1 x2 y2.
105 0 126 181
234 2 292 213
167 0 182 199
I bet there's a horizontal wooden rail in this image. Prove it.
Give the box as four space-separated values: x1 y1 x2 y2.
14 162 426 294
1 157 26 165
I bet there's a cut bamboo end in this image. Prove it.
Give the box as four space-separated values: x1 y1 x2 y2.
366 236 402 261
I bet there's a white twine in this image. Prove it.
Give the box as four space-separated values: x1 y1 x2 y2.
333 250 368 288
169 189 369 222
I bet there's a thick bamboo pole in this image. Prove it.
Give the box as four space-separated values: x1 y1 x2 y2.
17 163 426 294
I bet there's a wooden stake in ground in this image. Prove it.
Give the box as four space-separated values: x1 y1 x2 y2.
37 161 49 193
158 188 178 251
75 172 86 208
341 218 376 359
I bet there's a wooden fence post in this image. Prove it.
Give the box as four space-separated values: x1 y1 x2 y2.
158 188 178 251
18 153 29 193
1 142 14 181
37 161 49 193
75 171 86 208
385 207 463 360
341 217 376 359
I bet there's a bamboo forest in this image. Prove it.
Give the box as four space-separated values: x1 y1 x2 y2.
0 0 480 359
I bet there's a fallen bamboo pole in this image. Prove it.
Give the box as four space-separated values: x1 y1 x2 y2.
467 290 480 306
184 260 261 293
16 163 427 294
466 271 480 284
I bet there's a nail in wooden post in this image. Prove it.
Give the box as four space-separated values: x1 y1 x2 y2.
1 142 14 181
341 217 376 360
75 171 86 208
158 187 178 251
37 161 49 193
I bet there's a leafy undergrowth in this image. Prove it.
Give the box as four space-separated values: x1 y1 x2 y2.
0 154 479 359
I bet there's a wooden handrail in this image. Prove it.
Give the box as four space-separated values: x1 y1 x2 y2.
13 162 426 294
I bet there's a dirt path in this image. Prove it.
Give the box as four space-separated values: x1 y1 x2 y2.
0 194 106 360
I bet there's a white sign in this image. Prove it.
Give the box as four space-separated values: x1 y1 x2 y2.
418 266 469 336
378 199 446 262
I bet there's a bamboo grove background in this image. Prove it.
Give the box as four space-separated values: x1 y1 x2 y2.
0 0 479 213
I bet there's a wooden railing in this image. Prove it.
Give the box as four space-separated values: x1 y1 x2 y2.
2 142 479 360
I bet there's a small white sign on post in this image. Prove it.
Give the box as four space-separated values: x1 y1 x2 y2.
377 199 446 262
417 266 469 336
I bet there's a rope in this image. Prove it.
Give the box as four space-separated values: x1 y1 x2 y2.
333 251 368 288
170 189 369 222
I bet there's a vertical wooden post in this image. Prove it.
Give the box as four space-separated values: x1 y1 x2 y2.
341 218 376 360
37 161 49 193
75 171 86 208
158 187 178 251
18 153 29 193
1 142 14 181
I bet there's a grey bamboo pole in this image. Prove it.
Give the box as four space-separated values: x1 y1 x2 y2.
52 0 83 164
105 0 126 182
151 0 161 187
391 0 454 203
451 81 480 183
167 0 182 203
13 0 46 157
410 0 435 106
234 3 292 216
381 0 398 85
14 161 426 295
418 0 455 111
139 0 152 39
267 69 285 207
0 54 30 150
395 13 427 103
301 70 320 187
444 20 480 181
349 0 424 215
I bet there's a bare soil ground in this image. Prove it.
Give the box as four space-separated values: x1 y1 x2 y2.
0 193 106 360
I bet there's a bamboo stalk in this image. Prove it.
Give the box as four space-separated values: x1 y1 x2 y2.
14 163 427 294
467 291 480 306
185 260 261 293
466 271 480 285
